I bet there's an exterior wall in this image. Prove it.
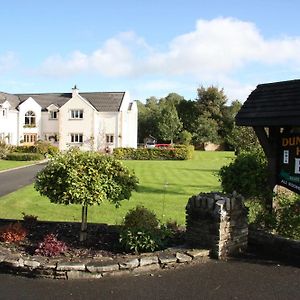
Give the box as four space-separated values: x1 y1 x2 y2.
120 101 137 148
59 94 96 151
0 90 138 151
41 111 59 146
0 101 18 145
97 112 119 151
18 97 42 145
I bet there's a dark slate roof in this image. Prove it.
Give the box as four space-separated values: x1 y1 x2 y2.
0 91 125 112
236 79 300 126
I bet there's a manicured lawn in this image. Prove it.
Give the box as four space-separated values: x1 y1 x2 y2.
0 151 234 225
0 160 36 171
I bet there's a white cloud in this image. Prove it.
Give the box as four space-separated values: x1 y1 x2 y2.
38 18 300 80
0 52 18 73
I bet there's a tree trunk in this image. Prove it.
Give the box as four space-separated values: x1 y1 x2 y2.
80 205 88 242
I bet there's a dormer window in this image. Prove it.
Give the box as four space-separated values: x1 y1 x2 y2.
49 111 58 119
24 111 36 126
70 109 83 119
0 108 7 118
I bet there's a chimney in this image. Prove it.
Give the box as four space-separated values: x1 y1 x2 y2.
72 85 79 97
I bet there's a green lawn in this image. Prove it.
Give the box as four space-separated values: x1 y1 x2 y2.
0 151 234 225
0 160 36 171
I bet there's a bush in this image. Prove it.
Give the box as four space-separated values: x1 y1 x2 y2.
35 233 67 257
0 141 12 159
123 205 159 231
22 212 38 229
0 222 27 243
5 152 44 161
35 141 59 156
275 194 300 239
119 228 162 254
218 150 270 200
113 145 194 160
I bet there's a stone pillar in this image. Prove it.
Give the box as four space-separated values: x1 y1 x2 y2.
186 192 248 259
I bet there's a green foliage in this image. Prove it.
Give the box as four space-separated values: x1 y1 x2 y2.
246 193 300 240
218 150 270 200
14 142 59 157
113 145 194 160
226 126 261 154
275 194 300 239
120 205 165 253
123 205 159 230
5 152 44 161
178 130 193 145
35 149 138 207
157 104 182 144
35 141 59 156
119 228 162 253
0 142 12 159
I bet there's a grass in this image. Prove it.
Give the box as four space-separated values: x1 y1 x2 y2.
0 159 37 171
0 151 234 225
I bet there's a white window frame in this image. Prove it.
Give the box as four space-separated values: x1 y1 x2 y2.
70 133 83 143
106 134 114 144
49 110 58 120
70 109 83 119
24 111 36 126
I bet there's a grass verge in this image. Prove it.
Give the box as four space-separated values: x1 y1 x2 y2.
0 159 37 171
0 151 234 225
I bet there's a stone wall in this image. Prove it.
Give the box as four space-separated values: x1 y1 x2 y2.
186 192 248 259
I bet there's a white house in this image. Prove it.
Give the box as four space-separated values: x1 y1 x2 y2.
0 86 138 151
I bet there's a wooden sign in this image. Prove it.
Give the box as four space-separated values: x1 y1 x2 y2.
278 134 300 193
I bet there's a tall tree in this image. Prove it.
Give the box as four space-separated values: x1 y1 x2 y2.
157 104 182 144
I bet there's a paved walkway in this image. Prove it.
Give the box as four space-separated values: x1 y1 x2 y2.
0 258 299 300
0 162 46 197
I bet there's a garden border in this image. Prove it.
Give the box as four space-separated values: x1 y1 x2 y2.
0 244 210 279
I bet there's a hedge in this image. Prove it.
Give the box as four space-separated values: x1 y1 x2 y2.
113 145 194 160
5 152 45 161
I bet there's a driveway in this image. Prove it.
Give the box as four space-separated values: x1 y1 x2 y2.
0 163 46 197
0 258 299 300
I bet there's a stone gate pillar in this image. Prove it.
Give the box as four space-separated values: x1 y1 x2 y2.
186 192 248 259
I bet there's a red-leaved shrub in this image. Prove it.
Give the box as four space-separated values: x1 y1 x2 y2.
35 233 67 257
0 222 28 243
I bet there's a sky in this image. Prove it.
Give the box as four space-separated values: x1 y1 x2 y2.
1 0 300 103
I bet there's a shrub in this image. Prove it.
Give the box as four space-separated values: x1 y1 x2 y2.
119 228 162 254
275 194 300 239
218 150 270 200
0 222 27 243
0 141 12 159
35 141 59 156
5 152 44 161
120 206 175 253
35 233 68 257
22 212 38 229
123 205 159 231
113 145 194 160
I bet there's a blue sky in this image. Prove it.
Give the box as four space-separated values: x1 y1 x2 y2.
1 0 300 103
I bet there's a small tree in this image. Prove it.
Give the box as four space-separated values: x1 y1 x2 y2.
35 149 138 241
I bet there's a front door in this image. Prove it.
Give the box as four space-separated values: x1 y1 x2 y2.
23 133 37 146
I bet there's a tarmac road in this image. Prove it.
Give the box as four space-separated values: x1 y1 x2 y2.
0 258 299 300
0 163 47 197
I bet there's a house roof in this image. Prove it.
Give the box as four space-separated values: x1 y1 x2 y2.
0 91 125 112
236 79 300 127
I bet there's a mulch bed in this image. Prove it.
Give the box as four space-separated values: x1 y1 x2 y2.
0 219 184 261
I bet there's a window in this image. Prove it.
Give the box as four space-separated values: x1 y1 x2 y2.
70 109 83 119
0 109 7 118
23 133 37 144
49 111 58 119
71 133 83 143
106 134 114 144
24 111 36 126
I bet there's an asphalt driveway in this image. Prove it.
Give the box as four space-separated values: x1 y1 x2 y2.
0 258 299 300
0 163 47 197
